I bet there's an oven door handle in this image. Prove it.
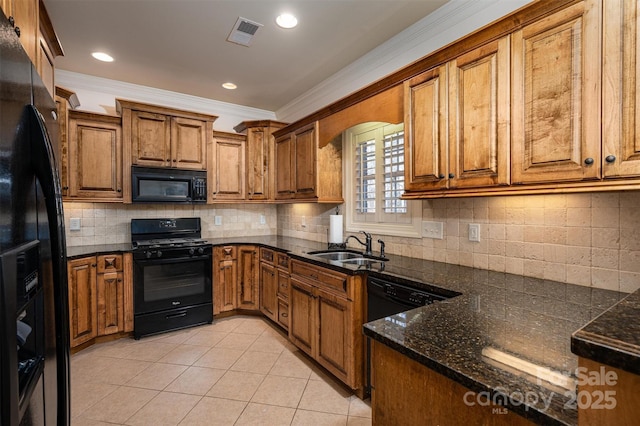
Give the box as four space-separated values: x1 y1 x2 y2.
134 255 211 266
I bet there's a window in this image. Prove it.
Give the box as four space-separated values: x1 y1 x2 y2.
344 122 421 237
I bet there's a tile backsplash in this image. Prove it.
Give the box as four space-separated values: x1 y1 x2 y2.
277 192 640 294
63 202 277 246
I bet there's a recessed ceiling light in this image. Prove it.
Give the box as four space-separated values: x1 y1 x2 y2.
276 13 297 29
91 52 114 62
222 82 237 90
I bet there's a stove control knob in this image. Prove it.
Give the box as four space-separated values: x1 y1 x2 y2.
145 251 152 259
197 247 205 255
189 248 196 255
156 250 163 258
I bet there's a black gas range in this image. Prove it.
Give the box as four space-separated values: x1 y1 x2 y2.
130 218 213 339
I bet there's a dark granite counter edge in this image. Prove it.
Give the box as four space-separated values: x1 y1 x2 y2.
363 324 571 426
570 290 640 376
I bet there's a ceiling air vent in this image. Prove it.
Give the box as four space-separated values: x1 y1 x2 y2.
227 17 263 47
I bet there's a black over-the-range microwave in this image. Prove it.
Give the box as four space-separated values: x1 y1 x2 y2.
131 166 207 203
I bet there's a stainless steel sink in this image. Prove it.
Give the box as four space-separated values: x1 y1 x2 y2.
307 250 388 264
307 250 364 261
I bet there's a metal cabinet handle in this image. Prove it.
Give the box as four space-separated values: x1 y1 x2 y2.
448 173 455 179
117 189 122 192
584 158 594 165
438 174 445 179
14 26 20 37
605 155 616 164
8 16 14 26
281 312 288 318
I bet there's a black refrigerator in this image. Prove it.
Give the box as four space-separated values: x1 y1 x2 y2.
0 10 70 426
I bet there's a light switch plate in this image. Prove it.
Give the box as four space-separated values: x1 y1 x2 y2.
214 216 222 226
69 218 81 231
422 221 444 239
469 223 481 242
260 214 266 225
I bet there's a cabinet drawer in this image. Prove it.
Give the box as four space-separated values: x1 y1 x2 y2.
291 260 347 294
260 247 274 264
276 252 289 270
219 246 237 260
277 298 289 330
97 254 122 273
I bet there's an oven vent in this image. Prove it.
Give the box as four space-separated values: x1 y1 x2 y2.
226 17 263 47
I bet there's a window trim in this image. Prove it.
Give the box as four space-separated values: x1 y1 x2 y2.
343 122 422 238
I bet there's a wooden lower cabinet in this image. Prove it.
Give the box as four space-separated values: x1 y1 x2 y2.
289 260 363 391
237 246 259 309
371 340 535 426
259 261 278 321
68 253 133 348
213 246 237 314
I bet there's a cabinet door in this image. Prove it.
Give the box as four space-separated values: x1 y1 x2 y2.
275 133 294 199
316 287 352 385
213 246 237 314
289 277 315 357
3 0 38 65
511 0 601 184
208 136 246 201
68 115 123 199
67 257 97 347
294 123 317 198
448 37 510 188
171 117 207 170
246 127 270 200
259 262 278 321
97 271 125 336
602 0 640 178
404 64 449 191
277 298 289 331
131 110 171 167
237 246 258 310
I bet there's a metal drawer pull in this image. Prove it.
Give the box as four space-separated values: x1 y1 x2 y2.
166 311 187 319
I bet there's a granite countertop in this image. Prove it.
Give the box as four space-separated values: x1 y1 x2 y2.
65 236 636 424
571 289 640 376
362 259 627 426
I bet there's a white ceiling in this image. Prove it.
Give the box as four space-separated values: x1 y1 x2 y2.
43 0 449 112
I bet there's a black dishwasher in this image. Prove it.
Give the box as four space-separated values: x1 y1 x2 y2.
365 276 449 396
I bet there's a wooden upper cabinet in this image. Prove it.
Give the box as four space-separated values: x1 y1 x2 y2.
67 111 123 200
234 120 289 201
294 123 317 198
130 110 171 168
275 132 295 199
208 131 246 202
511 0 601 184
2 0 38 65
404 64 448 191
171 117 207 169
37 1 63 98
602 0 640 178
448 36 510 189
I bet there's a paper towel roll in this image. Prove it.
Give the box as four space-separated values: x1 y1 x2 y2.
329 215 343 243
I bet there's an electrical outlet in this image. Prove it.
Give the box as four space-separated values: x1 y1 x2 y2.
422 221 444 239
260 214 266 225
214 216 222 226
469 223 481 242
69 218 81 231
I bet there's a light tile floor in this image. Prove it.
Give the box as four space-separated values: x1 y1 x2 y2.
70 315 372 425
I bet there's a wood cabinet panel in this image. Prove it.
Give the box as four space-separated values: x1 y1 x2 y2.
213 246 237 314
68 257 97 347
602 0 640 178
275 133 295 199
448 37 510 188
247 127 269 199
289 277 315 356
294 123 317 198
277 298 289 330
405 65 448 191
316 287 351 383
171 116 207 169
237 246 258 310
259 261 278 321
208 132 246 201
68 111 123 200
511 0 601 184
131 110 171 167
97 271 124 336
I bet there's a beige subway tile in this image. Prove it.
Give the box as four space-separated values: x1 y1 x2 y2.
544 262 566 282
446 219 460 237
591 268 620 292
544 194 567 208
446 236 460 251
505 225 524 242
592 228 620 249
544 227 567 245
566 246 591 267
505 208 525 225
505 257 524 275
544 245 567 264
523 259 544 279
619 271 640 293
591 248 619 269
619 191 640 207
566 193 592 208
473 253 489 270
620 205 640 229
592 192 620 207
488 207 506 222
445 250 460 265
489 224 505 241
488 255 506 272
591 207 619 228
523 226 544 243
488 240 505 256
620 228 640 251
566 227 592 247
504 241 524 258
524 208 545 225
544 208 566 226
619 250 640 273
566 265 591 287
566 207 591 227
459 251 474 267
523 243 543 260
459 208 473 221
